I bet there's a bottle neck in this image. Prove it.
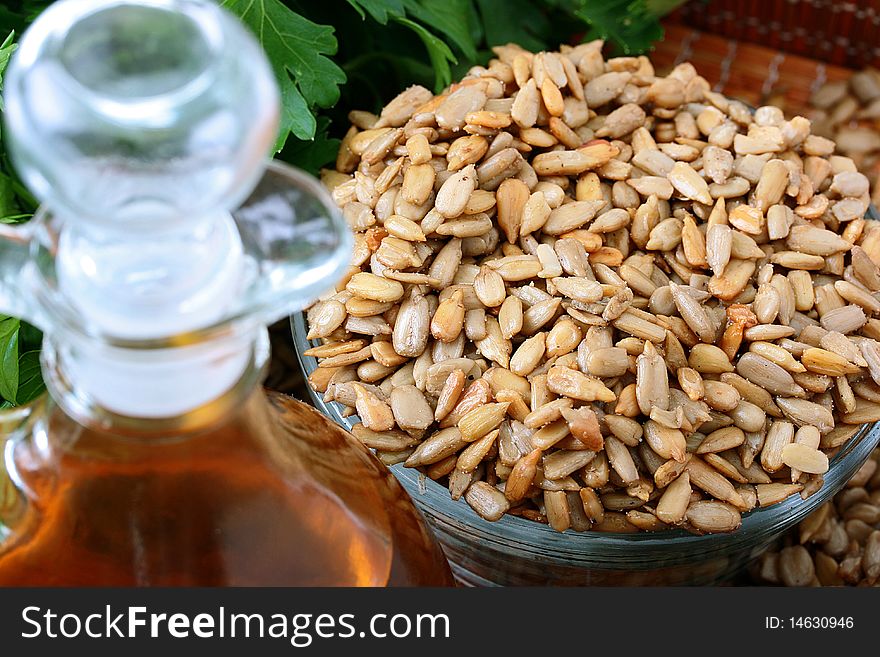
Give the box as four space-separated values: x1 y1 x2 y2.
41 327 269 435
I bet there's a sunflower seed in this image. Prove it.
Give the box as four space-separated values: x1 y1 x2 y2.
686 501 742 533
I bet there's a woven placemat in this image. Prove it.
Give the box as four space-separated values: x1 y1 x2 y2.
676 0 880 71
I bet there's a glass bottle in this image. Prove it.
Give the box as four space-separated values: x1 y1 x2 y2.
0 0 453 586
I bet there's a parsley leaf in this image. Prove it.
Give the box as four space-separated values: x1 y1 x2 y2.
0 172 18 219
345 0 408 23
278 116 340 176
15 350 44 405
572 0 664 55
394 16 457 92
221 0 346 150
0 316 20 403
0 31 15 111
347 0 473 91
405 0 478 62
475 0 550 52
0 315 44 407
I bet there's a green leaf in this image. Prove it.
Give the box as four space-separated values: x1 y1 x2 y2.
0 171 18 218
405 0 478 62
345 0 472 91
0 3 49 35
0 316 20 403
277 78 316 149
345 0 407 23
0 30 15 111
0 10 19 37
346 0 477 60
7 171 37 214
15 350 44 405
221 0 346 150
0 31 14 69
573 0 663 55
281 116 340 175
0 213 30 224
21 1 53 21
0 316 43 406
475 0 550 52
394 17 456 92
17 321 41 352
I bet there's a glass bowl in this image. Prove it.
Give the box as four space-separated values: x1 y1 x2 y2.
291 312 880 586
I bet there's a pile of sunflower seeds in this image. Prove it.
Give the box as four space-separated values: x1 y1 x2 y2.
807 68 880 208
752 449 879 586
308 41 880 534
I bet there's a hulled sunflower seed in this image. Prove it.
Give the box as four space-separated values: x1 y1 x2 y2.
668 161 712 205
686 501 742 533
390 385 434 431
547 366 616 402
781 443 830 475
465 481 510 521
636 340 669 414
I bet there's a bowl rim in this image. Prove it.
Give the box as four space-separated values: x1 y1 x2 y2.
290 311 880 556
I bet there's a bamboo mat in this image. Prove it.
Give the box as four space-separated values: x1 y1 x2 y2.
677 0 880 71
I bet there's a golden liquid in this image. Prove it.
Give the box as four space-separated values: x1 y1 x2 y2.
0 392 453 586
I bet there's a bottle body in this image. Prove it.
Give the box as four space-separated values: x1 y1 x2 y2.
0 391 453 586
0 0 449 587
